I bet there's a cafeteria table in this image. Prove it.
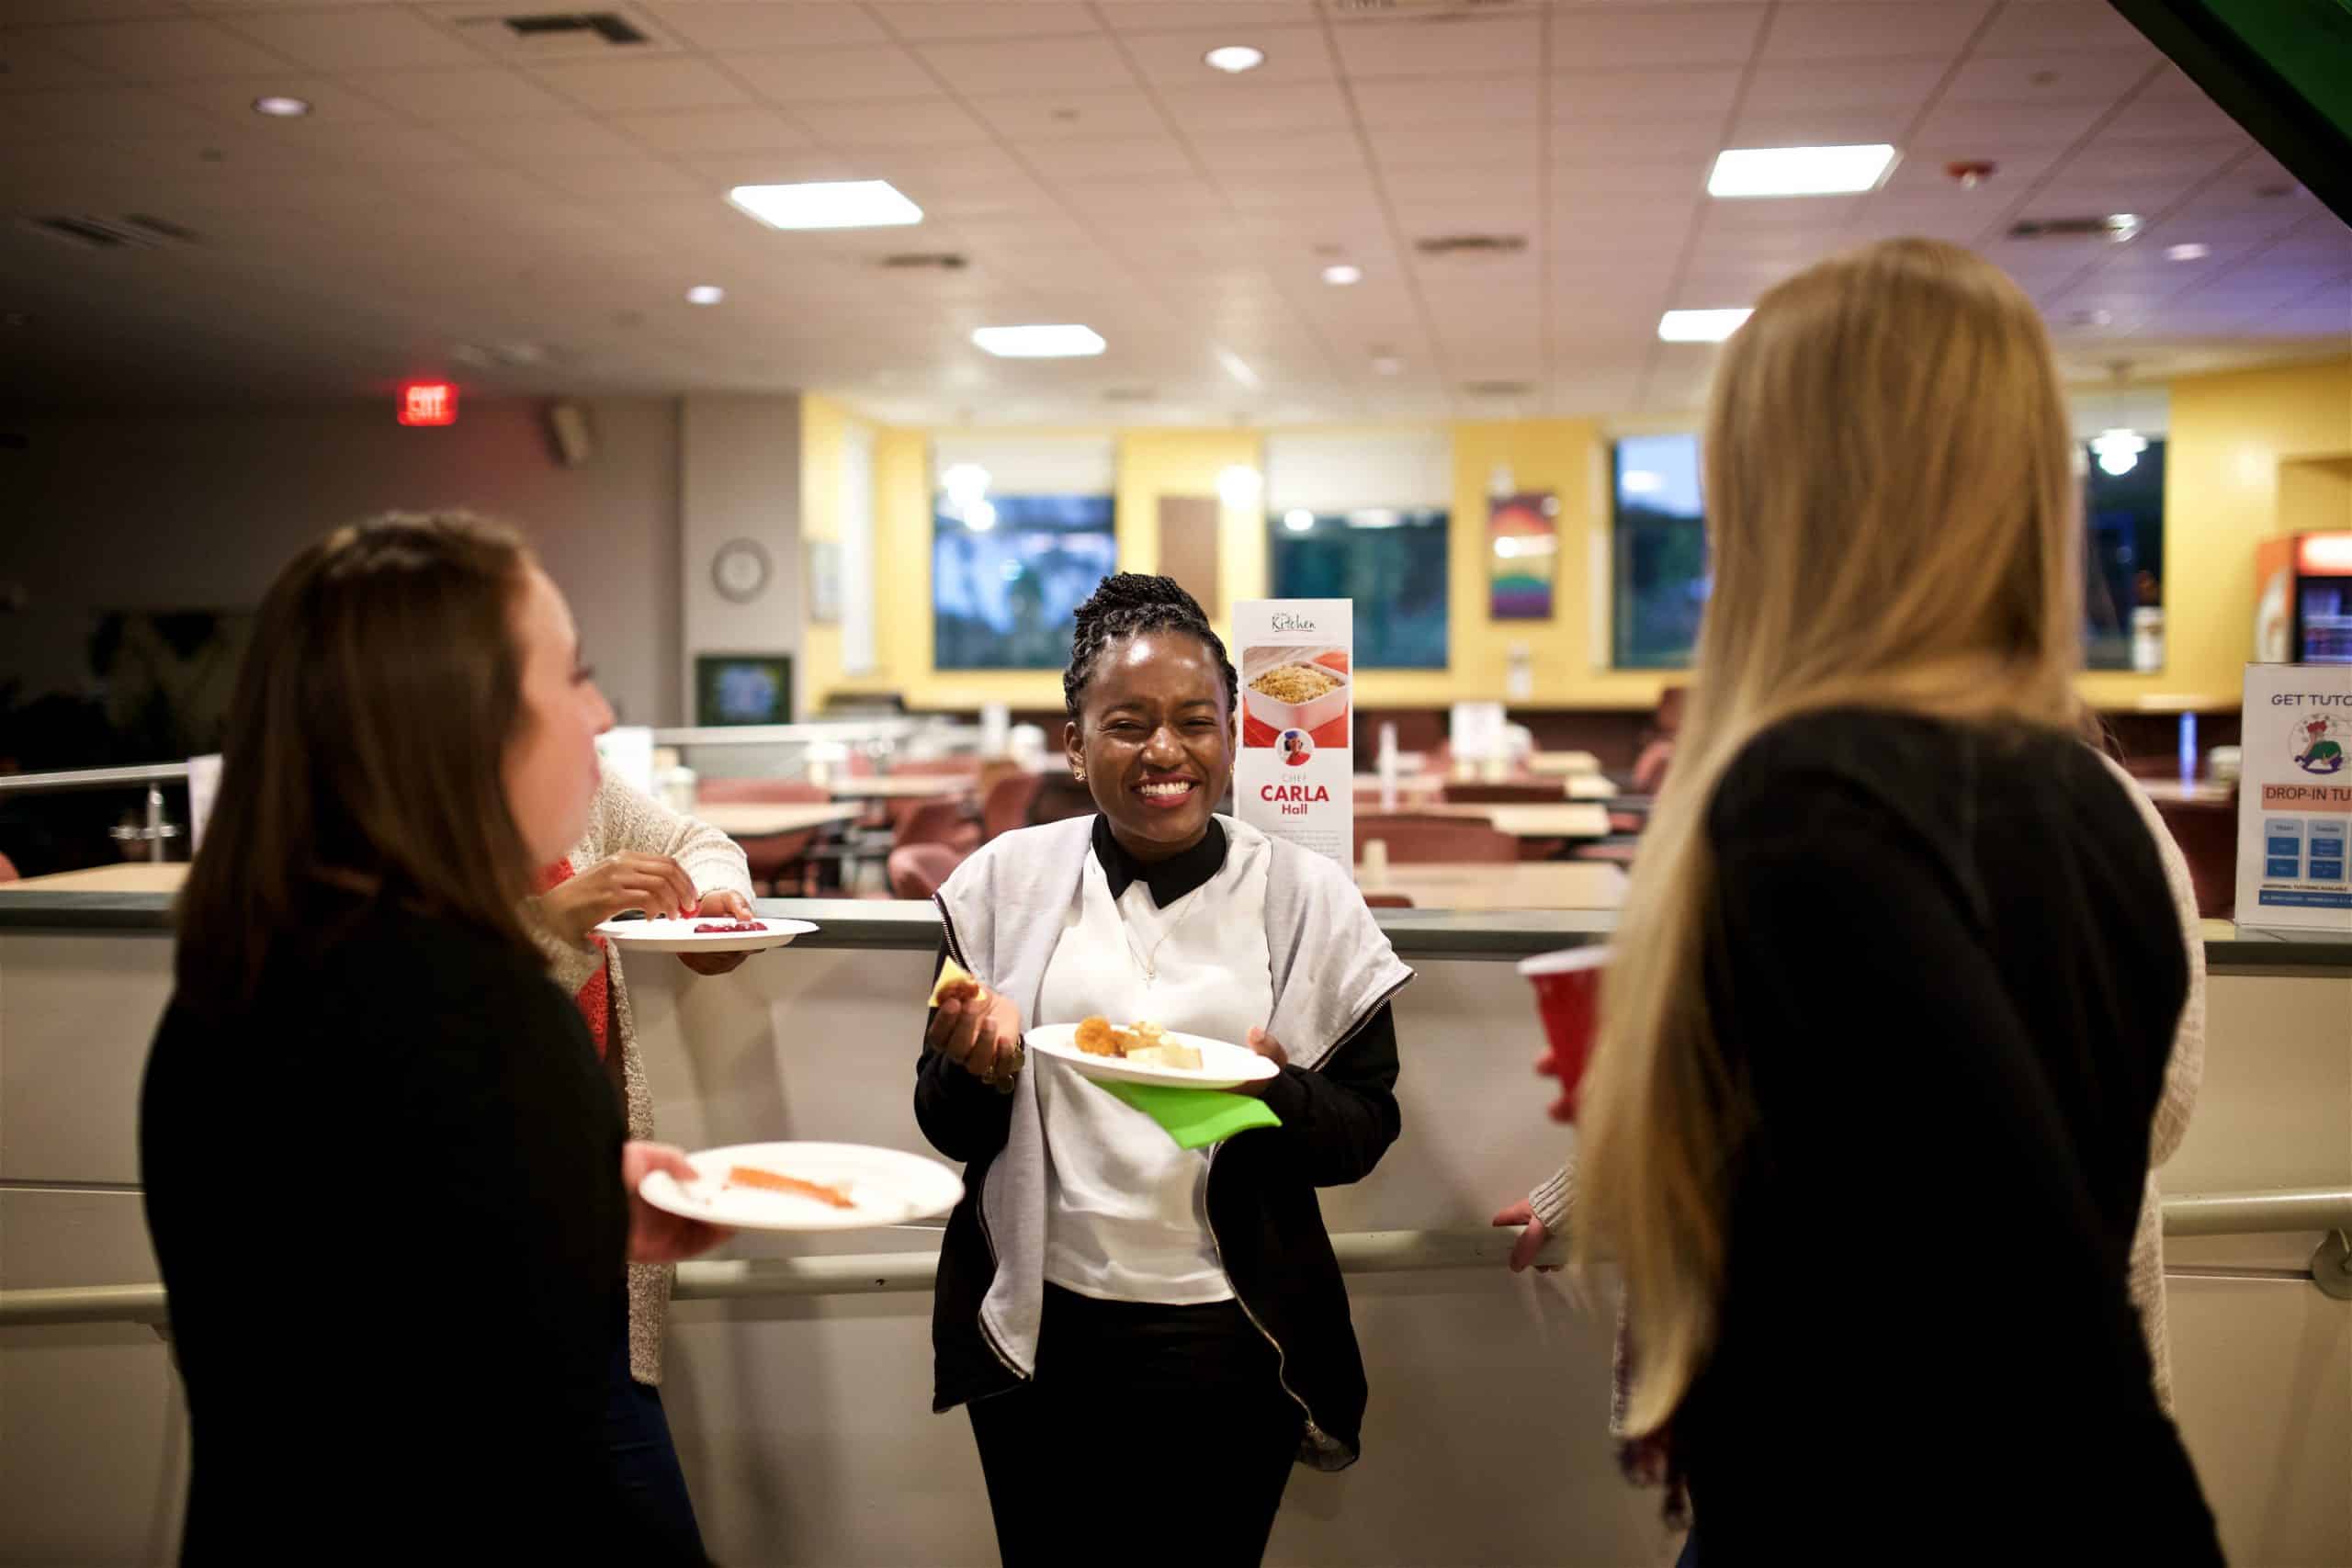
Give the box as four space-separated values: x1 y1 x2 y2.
691 801 865 838
825 776 978 800
1356 860 1627 910
4 863 187 893
1417 802 1611 840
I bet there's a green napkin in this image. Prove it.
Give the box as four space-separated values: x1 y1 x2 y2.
1094 1079 1281 1149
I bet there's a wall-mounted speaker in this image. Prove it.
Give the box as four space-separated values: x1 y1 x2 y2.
545 400 593 468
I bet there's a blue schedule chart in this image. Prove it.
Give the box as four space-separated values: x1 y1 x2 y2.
2266 817 2306 880
2311 818 2348 884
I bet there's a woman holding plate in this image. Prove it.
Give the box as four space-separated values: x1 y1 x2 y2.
915 573 1410 1566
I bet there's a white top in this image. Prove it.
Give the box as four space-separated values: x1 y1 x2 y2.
1033 827 1274 1305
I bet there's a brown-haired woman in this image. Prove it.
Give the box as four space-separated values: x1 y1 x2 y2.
141 513 726 1564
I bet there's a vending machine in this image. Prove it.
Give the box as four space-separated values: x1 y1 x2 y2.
2255 532 2352 664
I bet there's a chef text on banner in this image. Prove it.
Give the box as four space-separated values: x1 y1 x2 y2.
2234 661 2352 935
1234 600 1352 869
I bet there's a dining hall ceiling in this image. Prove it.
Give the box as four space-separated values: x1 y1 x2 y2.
2 0 2346 422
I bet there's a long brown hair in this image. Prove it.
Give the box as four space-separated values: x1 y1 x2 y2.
1574 238 2086 1432
175 513 542 1011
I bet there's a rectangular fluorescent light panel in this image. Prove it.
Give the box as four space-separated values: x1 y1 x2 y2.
1657 309 1752 343
972 324 1105 358
1215 347 1261 389
727 180 922 231
1708 144 1897 198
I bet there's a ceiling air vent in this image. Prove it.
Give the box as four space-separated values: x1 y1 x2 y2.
500 12 647 44
1414 233 1527 258
23 214 200 252
2007 214 2141 243
881 253 967 271
1463 379 1534 398
444 6 675 56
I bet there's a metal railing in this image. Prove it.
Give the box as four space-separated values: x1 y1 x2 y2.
5 1192 2346 1329
0 764 191 863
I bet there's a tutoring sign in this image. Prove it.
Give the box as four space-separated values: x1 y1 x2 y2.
2234 662 2352 933
1233 599 1352 869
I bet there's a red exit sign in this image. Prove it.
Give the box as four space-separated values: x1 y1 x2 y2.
398 382 458 426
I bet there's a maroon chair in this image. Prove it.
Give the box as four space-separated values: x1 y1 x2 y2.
0 850 17 884
1354 813 1518 864
1362 891 1415 908
982 773 1044 840
898 797 981 855
691 778 828 896
2151 795 2238 919
888 842 967 900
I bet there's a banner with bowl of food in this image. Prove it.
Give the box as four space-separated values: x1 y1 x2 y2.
1235 598 1352 868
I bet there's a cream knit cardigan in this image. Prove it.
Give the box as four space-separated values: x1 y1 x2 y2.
529 771 752 1387
1531 753 2206 1416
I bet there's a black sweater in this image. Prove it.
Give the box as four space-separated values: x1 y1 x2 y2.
140 901 682 1564
1672 712 2222 1560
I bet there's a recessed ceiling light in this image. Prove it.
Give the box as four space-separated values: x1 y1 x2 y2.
1708 143 1898 198
1371 355 1403 376
251 95 311 118
1321 264 1363 287
1658 308 1752 343
2165 243 2210 262
727 180 923 231
972 323 1105 358
1204 44 1265 73
1215 347 1261 389
685 284 725 305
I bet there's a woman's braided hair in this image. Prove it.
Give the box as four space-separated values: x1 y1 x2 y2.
1063 572 1238 721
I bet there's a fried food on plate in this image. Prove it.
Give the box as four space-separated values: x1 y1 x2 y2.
1072 1016 1203 1070
727 1165 854 1208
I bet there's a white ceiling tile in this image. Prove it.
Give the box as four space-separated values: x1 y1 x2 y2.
1333 14 1542 78
1368 123 1539 172
793 96 990 147
2098 91 2245 145
1384 163 1539 209
1015 133 1195 180
611 107 813 153
0 29 116 91
217 8 484 73
872 3 1102 41
1553 118 1732 159
1553 158 1712 199
44 16 300 79
966 89 1170 141
1216 165 1383 211
1119 24 1333 85
729 45 936 105
1940 51 2152 107
1555 67 1739 122
444 114 649 161
1760 2 1994 62
918 34 1137 95
527 56 752 114
1097 4 1315 36
1158 80 1351 134
1741 58 1948 113
285 122 481 166
1910 99 2109 150
2059 138 2250 185
157 73 403 126
1355 73 1539 129
1879 147 2061 196
1974 0 2159 59
0 83 229 137
1192 129 1363 175
1727 108 1910 148
641 2 889 51
1550 6 1768 70
341 66 578 121
1049 173 1227 213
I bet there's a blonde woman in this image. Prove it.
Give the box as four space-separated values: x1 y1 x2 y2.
1570 240 2222 1560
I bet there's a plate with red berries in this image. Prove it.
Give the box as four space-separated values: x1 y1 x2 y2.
593 915 818 954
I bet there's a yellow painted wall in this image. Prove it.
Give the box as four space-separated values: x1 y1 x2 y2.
800 357 2351 716
2078 355 2352 711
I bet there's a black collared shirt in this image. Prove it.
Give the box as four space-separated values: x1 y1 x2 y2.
1091 814 1227 908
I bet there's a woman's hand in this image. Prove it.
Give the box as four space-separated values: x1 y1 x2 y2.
622 1141 733 1263
538 852 699 947
677 887 756 976
1490 1199 1561 1274
926 978 1023 1088
1230 1026 1290 1098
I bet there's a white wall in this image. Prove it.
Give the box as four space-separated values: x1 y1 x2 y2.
680 395 803 722
0 398 684 729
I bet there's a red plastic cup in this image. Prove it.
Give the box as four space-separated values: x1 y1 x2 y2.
1518 946 1608 1123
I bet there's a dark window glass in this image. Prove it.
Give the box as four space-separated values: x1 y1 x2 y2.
933 494 1116 670
1267 508 1449 669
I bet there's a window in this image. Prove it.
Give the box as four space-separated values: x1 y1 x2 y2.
933 494 1116 670
1269 509 1449 669
2082 438 2165 671
1611 434 1708 670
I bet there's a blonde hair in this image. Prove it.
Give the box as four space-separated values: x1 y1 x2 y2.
1574 239 2087 1433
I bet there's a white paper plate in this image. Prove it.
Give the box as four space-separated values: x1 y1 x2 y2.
637 1141 964 1233
594 916 817 953
1025 1022 1279 1090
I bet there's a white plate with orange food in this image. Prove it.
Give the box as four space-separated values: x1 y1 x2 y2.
1026 1019 1279 1091
636 1141 965 1232
594 917 817 954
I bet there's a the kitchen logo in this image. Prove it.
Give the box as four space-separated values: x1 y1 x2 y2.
1270 613 1317 632
2293 712 2347 775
